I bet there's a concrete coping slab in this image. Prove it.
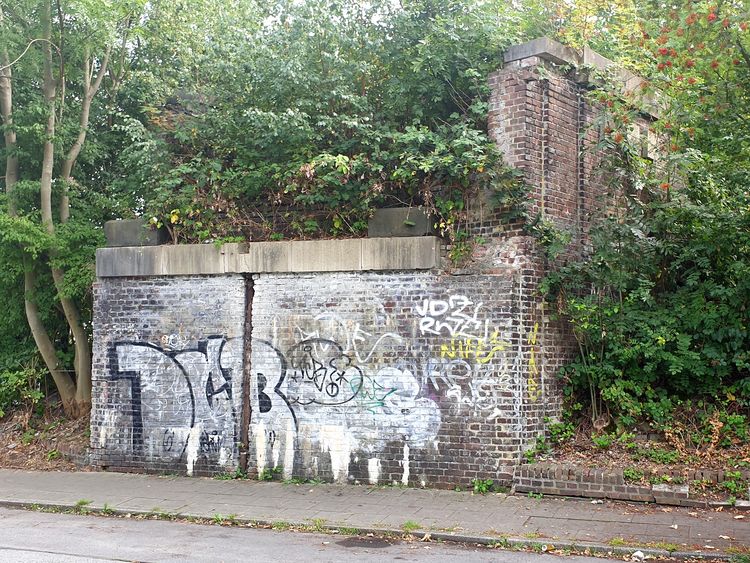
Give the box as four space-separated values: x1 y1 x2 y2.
95 236 441 277
504 37 660 117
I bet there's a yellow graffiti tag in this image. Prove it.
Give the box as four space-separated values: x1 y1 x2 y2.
439 330 509 364
527 322 542 402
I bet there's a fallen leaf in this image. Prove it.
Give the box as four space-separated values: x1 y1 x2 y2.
670 525 678 529
718 535 731 540
420 533 431 542
734 515 745 520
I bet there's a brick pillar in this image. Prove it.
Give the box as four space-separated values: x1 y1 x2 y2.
481 38 658 458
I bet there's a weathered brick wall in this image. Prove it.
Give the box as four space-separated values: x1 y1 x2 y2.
90 275 246 476
89 39 650 484
248 270 548 487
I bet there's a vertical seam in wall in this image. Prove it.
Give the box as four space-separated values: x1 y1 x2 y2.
239 275 254 472
576 83 586 248
540 78 550 217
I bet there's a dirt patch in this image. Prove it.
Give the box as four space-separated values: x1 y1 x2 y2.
0 405 91 471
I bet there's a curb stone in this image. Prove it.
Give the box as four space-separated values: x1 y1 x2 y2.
0 499 734 560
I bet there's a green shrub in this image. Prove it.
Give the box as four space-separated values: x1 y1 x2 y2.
0 366 44 419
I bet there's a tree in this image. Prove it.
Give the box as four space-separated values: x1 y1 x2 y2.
0 0 138 416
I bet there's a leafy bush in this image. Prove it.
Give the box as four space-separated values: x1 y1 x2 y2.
0 365 44 419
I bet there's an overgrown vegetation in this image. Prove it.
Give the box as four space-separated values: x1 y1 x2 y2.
539 0 750 457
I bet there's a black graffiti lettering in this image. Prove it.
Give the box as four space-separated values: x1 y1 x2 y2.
257 373 272 413
200 430 224 454
163 429 175 452
108 336 237 464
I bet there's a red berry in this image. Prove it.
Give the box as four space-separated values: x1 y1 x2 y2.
707 12 717 23
711 60 719 69
658 47 669 55
685 59 695 68
660 182 670 190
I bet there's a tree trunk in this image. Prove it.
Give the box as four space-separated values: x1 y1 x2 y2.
0 9 18 215
36 0 87 416
24 264 77 412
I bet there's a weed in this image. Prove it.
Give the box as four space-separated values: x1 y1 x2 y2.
490 537 511 549
401 520 421 532
21 429 36 445
646 541 679 552
100 503 114 516
608 537 627 547
73 499 92 514
545 418 575 445
523 436 550 463
211 513 237 525
272 521 292 531
622 467 644 482
527 491 543 500
46 449 61 461
337 527 361 536
310 518 326 532
215 468 247 480
471 478 494 495
591 433 614 450
258 466 283 481
722 471 748 497
634 446 679 465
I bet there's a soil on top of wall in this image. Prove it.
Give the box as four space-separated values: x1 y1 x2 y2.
0 405 90 471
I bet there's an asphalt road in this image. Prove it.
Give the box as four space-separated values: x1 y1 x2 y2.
0 506 615 563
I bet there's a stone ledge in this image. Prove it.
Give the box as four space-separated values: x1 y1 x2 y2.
96 237 442 277
503 37 659 117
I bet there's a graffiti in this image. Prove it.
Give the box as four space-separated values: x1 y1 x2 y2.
416 295 489 339
250 335 442 482
439 331 510 364
108 335 239 475
295 312 402 364
417 355 512 417
200 430 224 454
286 339 364 406
160 332 189 351
527 322 542 402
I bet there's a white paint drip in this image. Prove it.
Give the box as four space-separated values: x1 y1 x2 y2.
253 421 267 477
99 410 117 447
318 425 351 483
368 458 381 485
283 420 295 479
185 424 202 476
401 443 410 486
218 444 229 467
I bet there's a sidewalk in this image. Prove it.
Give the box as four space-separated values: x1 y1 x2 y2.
0 469 746 558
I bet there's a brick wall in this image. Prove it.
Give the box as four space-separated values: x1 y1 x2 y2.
247 270 549 487
90 275 246 476
89 39 649 484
